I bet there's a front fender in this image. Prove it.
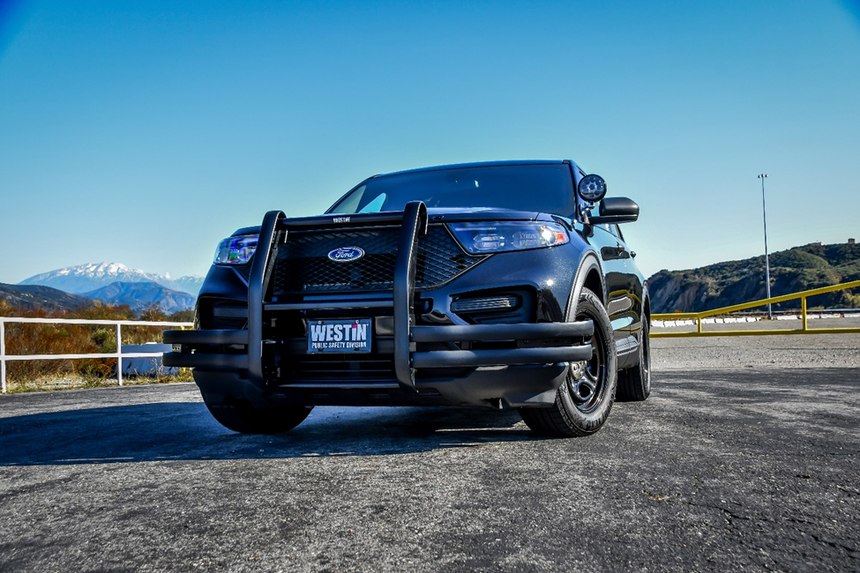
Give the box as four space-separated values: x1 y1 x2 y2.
566 251 605 321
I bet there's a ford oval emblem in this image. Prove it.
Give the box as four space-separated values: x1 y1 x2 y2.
327 246 366 263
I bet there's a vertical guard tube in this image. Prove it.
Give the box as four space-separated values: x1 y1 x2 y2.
393 201 428 388
248 210 285 382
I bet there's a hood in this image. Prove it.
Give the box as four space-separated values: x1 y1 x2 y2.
232 207 560 237
426 207 554 223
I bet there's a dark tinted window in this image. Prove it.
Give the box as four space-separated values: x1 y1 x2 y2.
328 164 574 216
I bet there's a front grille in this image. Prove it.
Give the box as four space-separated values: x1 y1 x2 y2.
286 355 397 382
271 225 485 295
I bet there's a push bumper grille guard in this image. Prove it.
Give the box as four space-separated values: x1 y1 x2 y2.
164 202 594 388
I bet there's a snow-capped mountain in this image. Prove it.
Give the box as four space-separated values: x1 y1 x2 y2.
19 262 204 296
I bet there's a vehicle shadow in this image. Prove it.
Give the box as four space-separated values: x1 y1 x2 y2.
0 402 537 466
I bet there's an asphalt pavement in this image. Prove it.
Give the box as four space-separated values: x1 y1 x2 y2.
0 336 858 572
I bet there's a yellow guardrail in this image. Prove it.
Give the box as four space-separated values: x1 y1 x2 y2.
651 280 860 338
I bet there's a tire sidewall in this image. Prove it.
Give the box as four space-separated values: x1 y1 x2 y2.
557 288 617 433
195 372 311 434
639 314 651 396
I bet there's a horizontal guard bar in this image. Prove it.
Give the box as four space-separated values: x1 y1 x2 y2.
163 329 248 345
412 321 593 343
413 345 592 368
163 352 248 370
278 382 402 390
282 338 395 354
282 211 414 229
266 301 393 311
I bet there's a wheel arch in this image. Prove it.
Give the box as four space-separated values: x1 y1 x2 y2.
640 284 652 349
643 286 652 321
566 252 606 320
640 277 651 316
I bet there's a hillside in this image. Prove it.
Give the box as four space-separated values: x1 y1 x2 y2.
0 283 94 313
648 242 860 313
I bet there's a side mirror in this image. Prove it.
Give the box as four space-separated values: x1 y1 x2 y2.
577 174 607 203
590 197 639 224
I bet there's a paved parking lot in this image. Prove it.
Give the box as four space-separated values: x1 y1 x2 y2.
1 335 858 572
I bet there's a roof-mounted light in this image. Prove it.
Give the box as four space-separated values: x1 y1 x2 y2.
578 174 607 203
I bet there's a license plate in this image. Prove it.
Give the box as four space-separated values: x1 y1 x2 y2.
307 319 372 354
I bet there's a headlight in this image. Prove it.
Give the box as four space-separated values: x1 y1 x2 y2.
448 222 569 254
213 234 258 265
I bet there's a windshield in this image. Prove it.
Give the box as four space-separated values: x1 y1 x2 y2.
327 163 575 216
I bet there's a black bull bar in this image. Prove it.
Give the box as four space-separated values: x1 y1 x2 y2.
164 202 594 388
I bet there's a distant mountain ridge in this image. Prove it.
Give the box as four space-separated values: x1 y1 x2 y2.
13 245 859 317
83 281 195 314
648 241 860 313
0 283 94 312
20 262 204 296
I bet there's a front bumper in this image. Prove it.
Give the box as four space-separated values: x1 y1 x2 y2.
164 322 593 372
164 202 593 401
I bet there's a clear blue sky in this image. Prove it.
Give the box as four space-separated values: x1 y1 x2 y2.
1 0 859 284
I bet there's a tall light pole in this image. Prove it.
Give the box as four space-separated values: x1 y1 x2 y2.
758 173 772 319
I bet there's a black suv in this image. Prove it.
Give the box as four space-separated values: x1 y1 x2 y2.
165 160 650 437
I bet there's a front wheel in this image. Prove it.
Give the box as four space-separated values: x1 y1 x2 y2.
520 287 617 437
202 391 313 434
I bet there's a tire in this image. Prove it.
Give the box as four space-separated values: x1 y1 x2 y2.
202 392 312 434
617 312 651 402
520 287 617 437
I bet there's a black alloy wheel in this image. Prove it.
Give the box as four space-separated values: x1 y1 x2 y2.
519 287 617 437
566 328 608 414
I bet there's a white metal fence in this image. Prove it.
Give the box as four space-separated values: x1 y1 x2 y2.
0 317 193 393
